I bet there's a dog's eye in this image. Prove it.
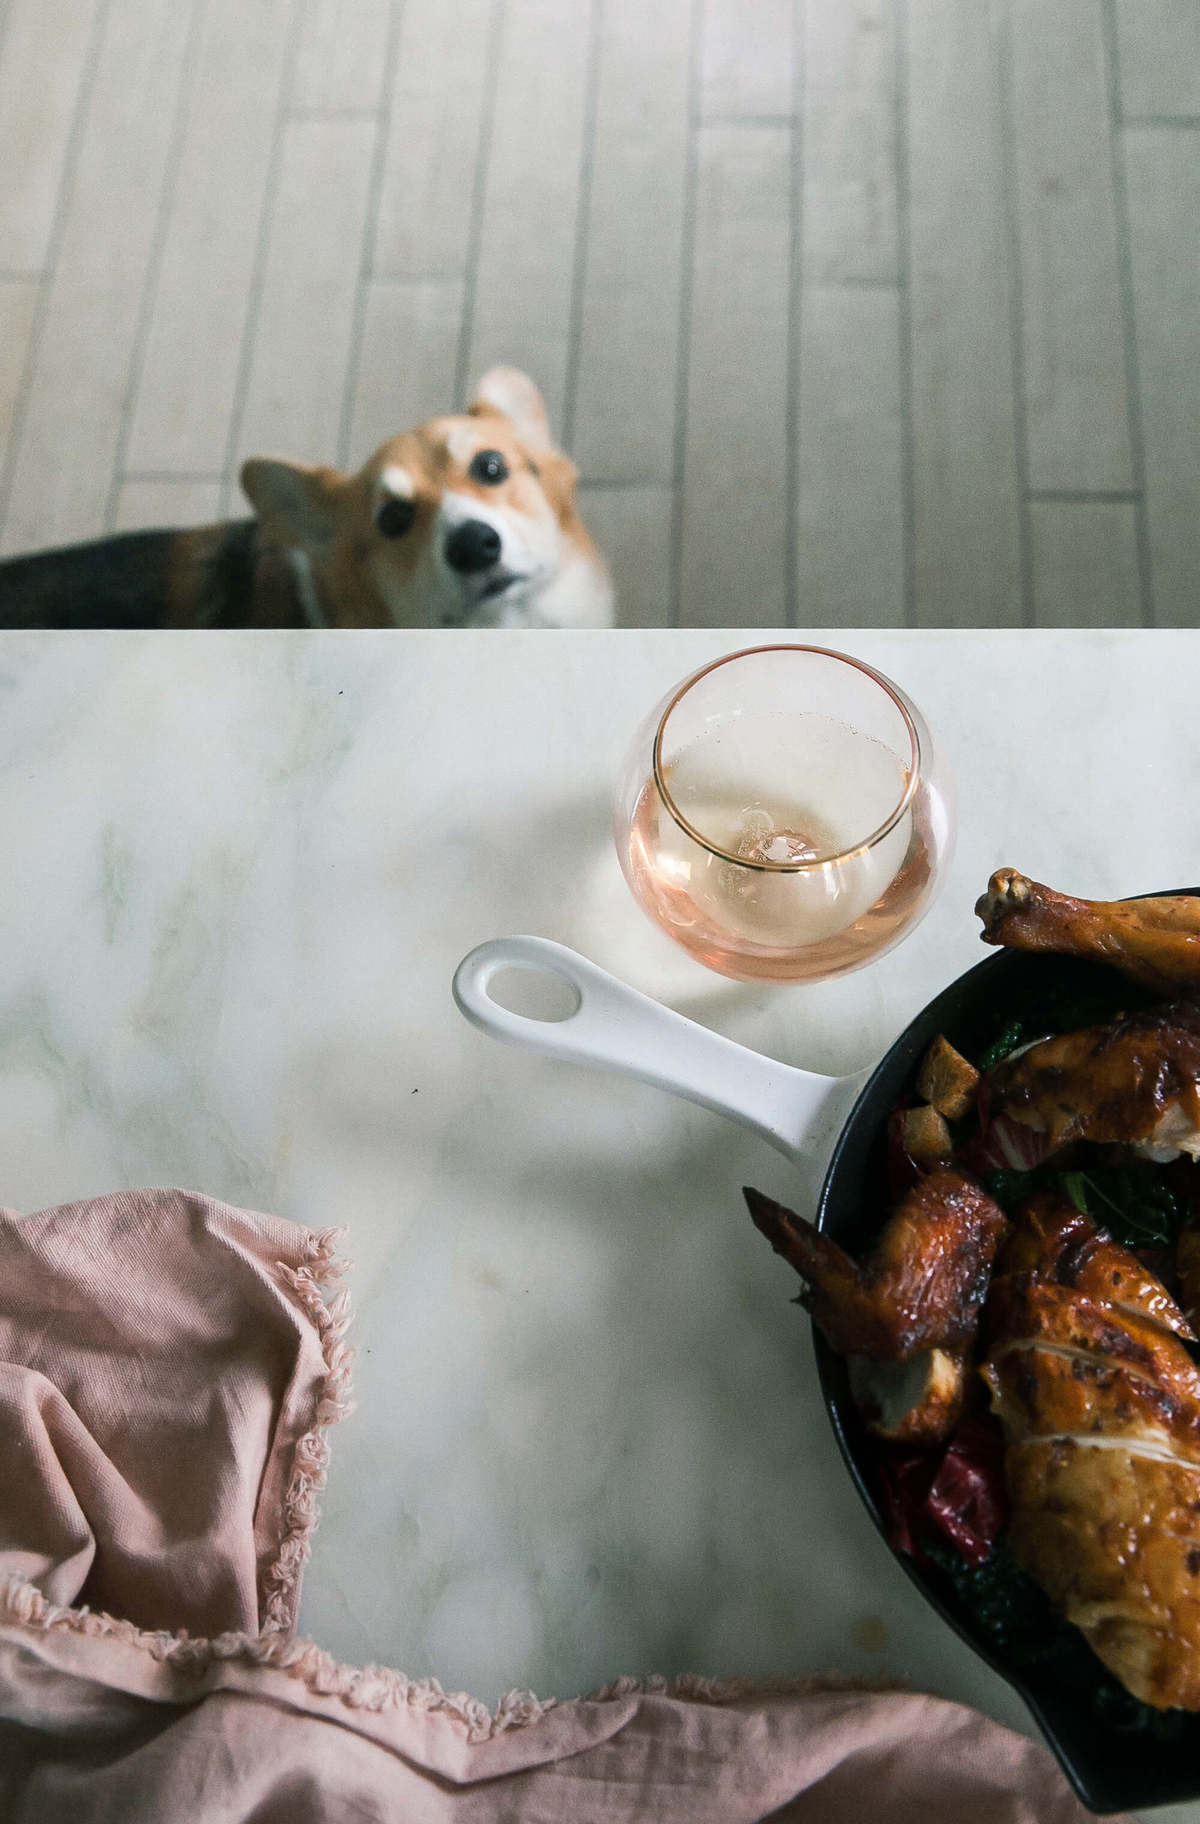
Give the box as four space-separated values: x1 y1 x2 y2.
469 449 508 486
376 497 416 538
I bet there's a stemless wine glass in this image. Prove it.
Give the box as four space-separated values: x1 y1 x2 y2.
613 645 954 984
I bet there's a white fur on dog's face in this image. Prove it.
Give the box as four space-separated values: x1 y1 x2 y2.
240 368 613 629
369 418 566 628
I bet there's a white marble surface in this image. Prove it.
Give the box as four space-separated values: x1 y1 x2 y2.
0 629 1198 1818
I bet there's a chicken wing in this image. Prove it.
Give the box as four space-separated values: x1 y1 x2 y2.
983 1202 1200 1709
744 1170 1007 1362
976 869 1200 994
985 999 1200 1161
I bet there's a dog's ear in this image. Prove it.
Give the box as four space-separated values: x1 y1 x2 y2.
240 458 343 549
535 450 581 521
467 367 553 451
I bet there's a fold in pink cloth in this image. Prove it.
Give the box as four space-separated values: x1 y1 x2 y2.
0 1188 1123 1822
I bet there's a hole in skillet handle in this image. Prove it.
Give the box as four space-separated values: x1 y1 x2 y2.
811 888 1200 1817
485 965 582 1023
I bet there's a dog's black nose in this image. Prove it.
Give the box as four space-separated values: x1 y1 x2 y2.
444 519 501 574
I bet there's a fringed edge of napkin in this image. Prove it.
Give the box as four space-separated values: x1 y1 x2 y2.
0 1572 906 1743
0 1214 911 1743
261 1224 356 1636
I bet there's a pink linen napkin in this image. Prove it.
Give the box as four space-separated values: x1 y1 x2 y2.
0 1187 1125 1822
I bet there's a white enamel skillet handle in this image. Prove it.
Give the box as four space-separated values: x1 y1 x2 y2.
452 936 873 1172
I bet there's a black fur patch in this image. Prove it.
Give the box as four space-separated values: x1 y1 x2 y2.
0 520 268 629
195 520 260 628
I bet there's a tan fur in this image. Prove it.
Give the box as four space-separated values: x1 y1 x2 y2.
238 368 612 629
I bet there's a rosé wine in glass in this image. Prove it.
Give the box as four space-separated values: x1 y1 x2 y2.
614 646 954 984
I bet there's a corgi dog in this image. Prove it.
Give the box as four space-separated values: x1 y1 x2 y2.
0 368 614 630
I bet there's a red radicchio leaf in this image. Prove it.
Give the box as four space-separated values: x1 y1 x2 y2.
959 1111 1062 1175
877 1414 1009 1570
925 1417 1009 1566
876 1451 936 1564
975 1074 993 1134
885 1106 925 1201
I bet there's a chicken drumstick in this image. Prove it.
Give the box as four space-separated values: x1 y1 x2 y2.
976 869 1200 994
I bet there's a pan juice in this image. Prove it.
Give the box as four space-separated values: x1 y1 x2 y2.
627 710 934 983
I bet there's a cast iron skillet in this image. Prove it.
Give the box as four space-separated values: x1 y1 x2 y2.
454 911 1200 1815
813 925 1200 1817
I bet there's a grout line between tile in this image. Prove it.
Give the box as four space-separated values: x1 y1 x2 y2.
216 0 308 518
452 0 508 409
828 275 902 291
1100 0 1155 628
0 0 113 548
123 469 225 484
1122 115 1200 132
335 0 404 470
578 476 670 492
1026 488 1141 504
668 0 704 630
894 0 917 629
287 106 381 121
104 0 209 532
559 0 604 453
994 0 1035 627
698 111 795 128
368 269 471 286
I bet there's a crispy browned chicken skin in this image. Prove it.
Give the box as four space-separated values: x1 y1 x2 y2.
743 1170 1007 1361
983 1201 1200 1709
995 1196 1195 1339
985 999 1200 1160
977 869 1200 994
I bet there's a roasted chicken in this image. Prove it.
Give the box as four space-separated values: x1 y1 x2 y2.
747 876 1200 1708
985 1000 1200 1162
977 869 1200 995
994 1196 1195 1341
847 1347 968 1446
743 1171 1007 1362
983 1199 1200 1710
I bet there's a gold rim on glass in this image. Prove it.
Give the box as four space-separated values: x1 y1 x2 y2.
650 644 922 873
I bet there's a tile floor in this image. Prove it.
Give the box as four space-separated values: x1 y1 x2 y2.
0 0 1196 626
